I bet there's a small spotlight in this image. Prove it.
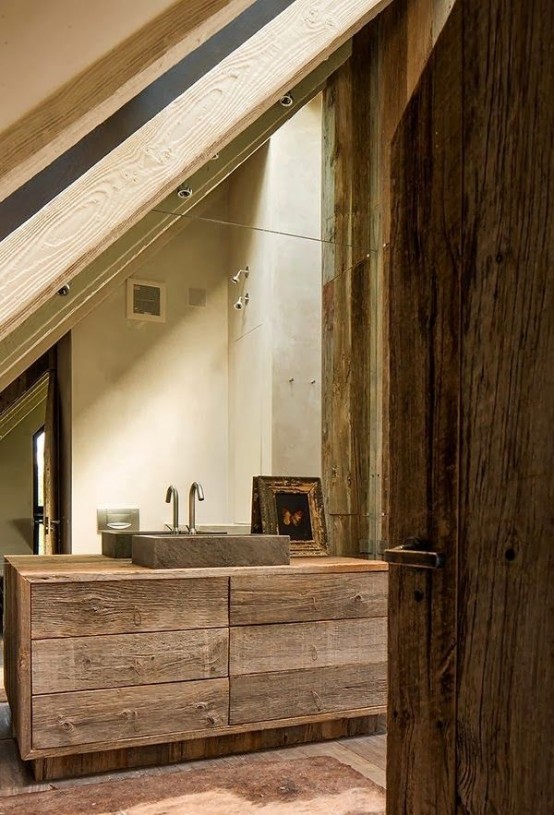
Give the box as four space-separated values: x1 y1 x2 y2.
177 185 193 199
279 92 294 108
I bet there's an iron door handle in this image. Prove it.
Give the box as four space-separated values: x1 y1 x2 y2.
384 536 445 570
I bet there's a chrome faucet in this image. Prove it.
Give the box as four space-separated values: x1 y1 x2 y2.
188 481 204 534
165 485 180 534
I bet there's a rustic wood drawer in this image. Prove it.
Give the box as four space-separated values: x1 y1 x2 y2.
32 678 229 749
230 572 387 625
230 663 386 724
32 628 229 694
31 578 228 638
230 618 386 676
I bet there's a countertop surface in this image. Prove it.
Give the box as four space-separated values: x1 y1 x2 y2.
5 554 388 582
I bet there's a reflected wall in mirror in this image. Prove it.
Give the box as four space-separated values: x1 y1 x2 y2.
68 97 323 553
0 370 49 579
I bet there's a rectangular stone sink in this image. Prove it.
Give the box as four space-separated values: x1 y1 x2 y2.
102 529 228 559
132 533 290 569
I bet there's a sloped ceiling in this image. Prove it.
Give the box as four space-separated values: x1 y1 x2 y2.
0 0 392 386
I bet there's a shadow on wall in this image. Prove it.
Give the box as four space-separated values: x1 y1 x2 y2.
8 518 34 547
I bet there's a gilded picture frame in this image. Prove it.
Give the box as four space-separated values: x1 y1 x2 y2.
251 476 328 557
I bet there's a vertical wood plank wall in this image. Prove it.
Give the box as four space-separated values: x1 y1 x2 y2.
322 0 454 556
457 0 553 812
387 6 462 812
387 0 552 812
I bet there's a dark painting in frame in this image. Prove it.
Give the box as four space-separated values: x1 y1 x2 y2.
251 476 328 556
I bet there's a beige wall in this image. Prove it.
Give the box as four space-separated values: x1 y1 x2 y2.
228 97 322 522
0 402 45 572
71 188 230 553
69 99 323 546
0 0 177 132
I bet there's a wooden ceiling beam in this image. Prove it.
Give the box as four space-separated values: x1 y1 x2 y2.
0 0 256 204
0 0 391 348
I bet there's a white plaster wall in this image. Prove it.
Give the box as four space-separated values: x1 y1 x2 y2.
71 189 230 553
227 97 322 522
0 402 45 573
269 96 322 476
227 144 275 522
69 100 322 542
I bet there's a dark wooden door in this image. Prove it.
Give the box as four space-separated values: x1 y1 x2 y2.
385 1 553 813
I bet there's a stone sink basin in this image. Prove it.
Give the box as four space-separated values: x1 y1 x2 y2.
102 529 230 559
131 533 290 569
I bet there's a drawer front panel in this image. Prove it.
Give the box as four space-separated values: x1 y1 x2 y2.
33 678 229 749
32 578 228 638
230 572 387 625
230 663 386 724
230 618 386 676
32 629 229 694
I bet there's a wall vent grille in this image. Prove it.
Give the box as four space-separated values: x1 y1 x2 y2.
189 287 207 307
126 278 166 322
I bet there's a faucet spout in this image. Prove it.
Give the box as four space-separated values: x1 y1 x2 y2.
165 485 179 534
188 482 204 534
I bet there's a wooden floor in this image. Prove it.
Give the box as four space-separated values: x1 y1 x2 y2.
0 700 386 802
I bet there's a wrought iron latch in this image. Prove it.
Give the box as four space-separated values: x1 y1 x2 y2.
384 537 445 570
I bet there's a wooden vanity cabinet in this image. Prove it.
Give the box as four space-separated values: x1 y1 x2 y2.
4 555 387 779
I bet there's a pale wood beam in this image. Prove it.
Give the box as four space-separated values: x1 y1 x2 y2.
0 42 350 392
0 0 391 350
0 0 256 204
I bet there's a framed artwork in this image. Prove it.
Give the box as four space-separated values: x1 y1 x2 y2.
251 476 328 557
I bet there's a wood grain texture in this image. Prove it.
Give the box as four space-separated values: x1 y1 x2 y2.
0 0 256 203
0 0 391 346
230 663 387 724
31 578 228 638
0 42 351 394
30 715 377 781
230 618 386 675
456 0 554 812
325 514 371 559
32 628 229 694
0 352 50 414
6 554 387 580
32 678 229 751
321 0 455 558
387 4 462 813
230 572 388 625
3 567 33 757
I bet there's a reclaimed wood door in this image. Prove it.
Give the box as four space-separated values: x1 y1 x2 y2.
385 1 553 813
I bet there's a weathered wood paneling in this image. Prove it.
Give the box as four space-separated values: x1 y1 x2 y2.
230 663 387 724
322 0 455 557
230 572 388 625
2 567 32 756
386 4 462 812
31 578 228 638
32 678 229 750
31 715 376 781
32 629 229 694
456 0 554 812
230 618 386 675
